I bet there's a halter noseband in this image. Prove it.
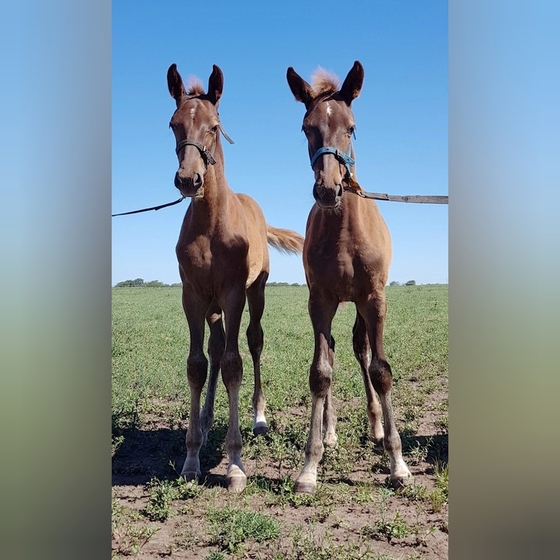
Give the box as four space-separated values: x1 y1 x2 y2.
309 144 355 182
175 139 216 166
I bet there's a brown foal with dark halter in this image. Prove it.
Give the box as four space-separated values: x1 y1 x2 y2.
168 63 303 492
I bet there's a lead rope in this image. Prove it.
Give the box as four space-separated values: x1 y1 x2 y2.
344 177 448 204
112 196 186 217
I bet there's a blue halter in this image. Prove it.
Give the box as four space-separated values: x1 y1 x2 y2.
309 144 355 182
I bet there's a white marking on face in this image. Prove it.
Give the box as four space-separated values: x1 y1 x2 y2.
190 107 196 121
326 102 332 118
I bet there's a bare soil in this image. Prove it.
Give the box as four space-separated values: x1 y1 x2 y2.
112 392 448 559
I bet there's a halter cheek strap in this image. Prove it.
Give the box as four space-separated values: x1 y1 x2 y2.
309 144 355 182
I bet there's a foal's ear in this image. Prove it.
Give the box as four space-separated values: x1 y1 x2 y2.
287 67 314 108
207 65 224 107
167 64 187 107
339 60 364 105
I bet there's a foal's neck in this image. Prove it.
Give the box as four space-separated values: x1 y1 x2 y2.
191 156 234 223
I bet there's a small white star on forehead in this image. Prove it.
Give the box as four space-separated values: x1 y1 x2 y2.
326 102 332 117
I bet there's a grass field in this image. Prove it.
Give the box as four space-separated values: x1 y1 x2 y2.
112 284 448 559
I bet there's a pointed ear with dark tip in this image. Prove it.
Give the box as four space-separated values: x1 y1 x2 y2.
287 67 314 108
167 64 187 107
339 60 364 105
207 64 224 106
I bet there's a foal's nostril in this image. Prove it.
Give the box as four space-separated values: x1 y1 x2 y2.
193 173 203 189
336 185 343 199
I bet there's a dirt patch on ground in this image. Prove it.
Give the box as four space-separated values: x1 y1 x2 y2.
112 397 448 559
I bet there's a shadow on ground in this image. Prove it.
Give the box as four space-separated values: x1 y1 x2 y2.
112 422 447 490
112 424 228 487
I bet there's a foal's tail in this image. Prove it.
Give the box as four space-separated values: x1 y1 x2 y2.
267 226 304 254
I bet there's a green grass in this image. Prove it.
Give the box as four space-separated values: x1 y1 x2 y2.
207 505 281 552
113 284 446 433
112 284 448 558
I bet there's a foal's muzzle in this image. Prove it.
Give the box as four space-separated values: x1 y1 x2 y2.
313 182 343 208
174 171 205 199
309 145 354 209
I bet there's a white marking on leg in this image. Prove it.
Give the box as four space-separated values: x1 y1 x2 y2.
378 391 412 482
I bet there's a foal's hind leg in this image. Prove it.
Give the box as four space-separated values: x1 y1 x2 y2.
219 286 248 492
200 302 225 444
295 294 338 494
359 296 411 488
352 311 384 443
322 334 337 447
246 271 268 436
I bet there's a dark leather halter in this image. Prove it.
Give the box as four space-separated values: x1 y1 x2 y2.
175 139 217 166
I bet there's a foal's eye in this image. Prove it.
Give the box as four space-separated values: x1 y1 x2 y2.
347 126 356 138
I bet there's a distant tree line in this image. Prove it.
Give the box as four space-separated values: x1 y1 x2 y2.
114 278 443 288
114 278 307 288
114 278 181 288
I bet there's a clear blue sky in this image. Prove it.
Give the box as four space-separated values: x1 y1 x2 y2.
112 0 448 286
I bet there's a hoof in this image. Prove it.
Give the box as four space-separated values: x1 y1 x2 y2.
253 421 268 436
389 473 413 490
294 480 317 494
323 433 338 448
226 475 247 493
180 470 200 483
226 463 247 493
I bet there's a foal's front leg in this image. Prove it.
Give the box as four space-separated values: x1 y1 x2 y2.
295 296 338 494
180 295 208 482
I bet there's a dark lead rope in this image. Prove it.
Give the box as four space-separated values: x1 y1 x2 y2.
112 196 186 217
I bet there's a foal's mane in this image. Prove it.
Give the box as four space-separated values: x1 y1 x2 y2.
311 68 340 96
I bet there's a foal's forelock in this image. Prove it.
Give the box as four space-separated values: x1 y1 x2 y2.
186 77 205 96
311 68 340 96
